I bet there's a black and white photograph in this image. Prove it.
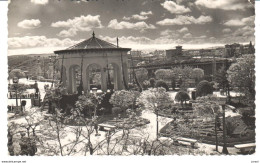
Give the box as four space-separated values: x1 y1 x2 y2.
2 0 258 158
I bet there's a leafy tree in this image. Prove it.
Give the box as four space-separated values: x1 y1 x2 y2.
181 66 193 80
192 95 223 152
196 80 213 97
175 91 190 108
142 80 150 90
155 80 169 91
149 78 156 88
215 66 228 91
227 54 255 102
154 69 174 80
137 87 174 139
109 90 140 112
92 73 101 85
9 69 25 79
135 68 148 84
191 68 204 84
171 67 182 79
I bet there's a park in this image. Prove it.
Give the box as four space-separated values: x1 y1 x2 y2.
7 33 255 156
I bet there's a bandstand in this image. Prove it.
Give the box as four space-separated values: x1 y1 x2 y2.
54 32 131 94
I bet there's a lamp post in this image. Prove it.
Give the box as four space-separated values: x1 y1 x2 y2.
13 77 19 107
218 96 229 154
155 102 159 140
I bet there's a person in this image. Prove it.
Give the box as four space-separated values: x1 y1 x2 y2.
34 81 39 98
94 119 100 136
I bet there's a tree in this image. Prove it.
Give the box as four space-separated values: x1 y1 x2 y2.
192 68 204 84
137 88 174 139
149 78 156 88
196 80 213 97
135 68 148 84
215 66 228 91
181 66 193 80
175 91 190 109
154 69 174 81
9 69 25 79
192 95 223 152
109 90 140 112
155 80 169 91
227 54 255 103
92 73 101 85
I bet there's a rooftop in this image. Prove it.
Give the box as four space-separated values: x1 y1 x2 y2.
54 32 131 54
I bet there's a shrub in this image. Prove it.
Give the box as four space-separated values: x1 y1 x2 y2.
226 119 237 137
196 80 213 97
109 90 140 111
175 91 190 108
149 78 156 88
240 107 255 128
142 80 150 90
112 107 122 116
155 80 169 91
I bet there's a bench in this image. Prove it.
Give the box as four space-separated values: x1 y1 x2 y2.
177 137 198 148
234 143 255 154
98 123 116 133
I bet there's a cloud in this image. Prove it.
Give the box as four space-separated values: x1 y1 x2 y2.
57 28 77 38
31 0 48 5
195 0 253 10
131 14 148 20
108 19 156 30
140 11 153 16
222 28 232 33
233 26 254 37
123 11 152 21
157 15 212 26
161 1 191 14
183 33 193 38
178 27 189 33
51 15 103 37
224 16 254 26
160 29 180 38
8 35 80 49
17 19 41 29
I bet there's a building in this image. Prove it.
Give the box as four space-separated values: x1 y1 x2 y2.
54 32 131 94
166 46 183 59
224 42 255 57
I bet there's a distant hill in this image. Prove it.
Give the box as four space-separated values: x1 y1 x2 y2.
10 53 56 58
8 54 59 78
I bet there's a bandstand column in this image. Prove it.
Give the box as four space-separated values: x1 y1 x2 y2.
123 62 129 87
82 67 87 94
101 67 107 92
86 67 90 92
66 66 71 93
117 66 123 90
71 68 76 93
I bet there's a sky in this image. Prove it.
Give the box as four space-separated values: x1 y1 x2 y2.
8 0 255 55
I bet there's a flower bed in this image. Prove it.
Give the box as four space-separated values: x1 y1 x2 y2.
160 116 255 147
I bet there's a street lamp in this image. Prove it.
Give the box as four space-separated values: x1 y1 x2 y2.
218 96 229 154
154 102 159 140
12 77 19 107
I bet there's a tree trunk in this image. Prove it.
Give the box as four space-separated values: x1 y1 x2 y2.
214 115 218 152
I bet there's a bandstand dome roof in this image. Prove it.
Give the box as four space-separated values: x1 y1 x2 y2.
54 32 131 54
